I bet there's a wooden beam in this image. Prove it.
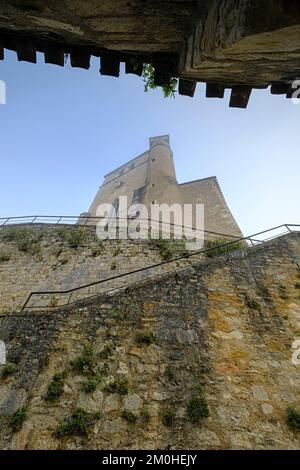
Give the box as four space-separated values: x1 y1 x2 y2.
44 43 64 66
16 37 36 63
229 86 252 108
271 83 289 94
178 79 196 97
70 47 90 69
153 61 173 87
100 52 120 77
206 83 225 98
125 59 143 76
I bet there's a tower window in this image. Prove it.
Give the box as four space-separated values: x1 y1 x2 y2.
151 158 156 162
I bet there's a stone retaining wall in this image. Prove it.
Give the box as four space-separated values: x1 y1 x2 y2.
0 232 299 449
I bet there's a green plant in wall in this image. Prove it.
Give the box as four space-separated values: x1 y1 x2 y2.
187 383 209 423
286 406 300 432
154 238 175 260
0 251 10 262
54 408 101 438
82 373 101 394
142 64 178 98
58 226 88 248
161 406 176 427
140 407 150 423
1 362 17 380
71 344 103 393
135 331 156 346
103 376 128 395
108 308 122 320
49 296 58 308
91 242 103 257
205 238 244 258
10 407 27 433
0 227 42 255
122 409 137 423
187 395 209 423
99 342 113 359
113 247 122 257
71 344 96 376
278 285 288 300
44 372 65 402
165 365 175 381
245 295 261 311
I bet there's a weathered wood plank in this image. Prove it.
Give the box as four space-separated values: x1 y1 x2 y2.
206 83 224 98
178 79 196 97
125 59 143 76
229 86 252 108
271 83 289 94
44 43 64 66
70 47 90 69
16 37 36 63
100 52 120 77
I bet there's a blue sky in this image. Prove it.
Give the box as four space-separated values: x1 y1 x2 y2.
0 50 299 236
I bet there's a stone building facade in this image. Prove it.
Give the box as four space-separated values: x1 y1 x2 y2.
83 135 243 239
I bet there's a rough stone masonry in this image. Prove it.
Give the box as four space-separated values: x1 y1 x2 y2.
0 231 299 449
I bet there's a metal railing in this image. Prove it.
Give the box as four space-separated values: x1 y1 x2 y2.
0 214 243 242
13 222 299 311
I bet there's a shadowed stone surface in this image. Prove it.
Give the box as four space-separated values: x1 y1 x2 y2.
0 1 299 89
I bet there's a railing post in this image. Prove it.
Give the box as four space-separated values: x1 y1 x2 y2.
285 224 292 232
21 293 31 311
2 218 9 226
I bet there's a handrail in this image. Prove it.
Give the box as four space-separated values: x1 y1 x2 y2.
18 222 300 311
0 214 243 240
